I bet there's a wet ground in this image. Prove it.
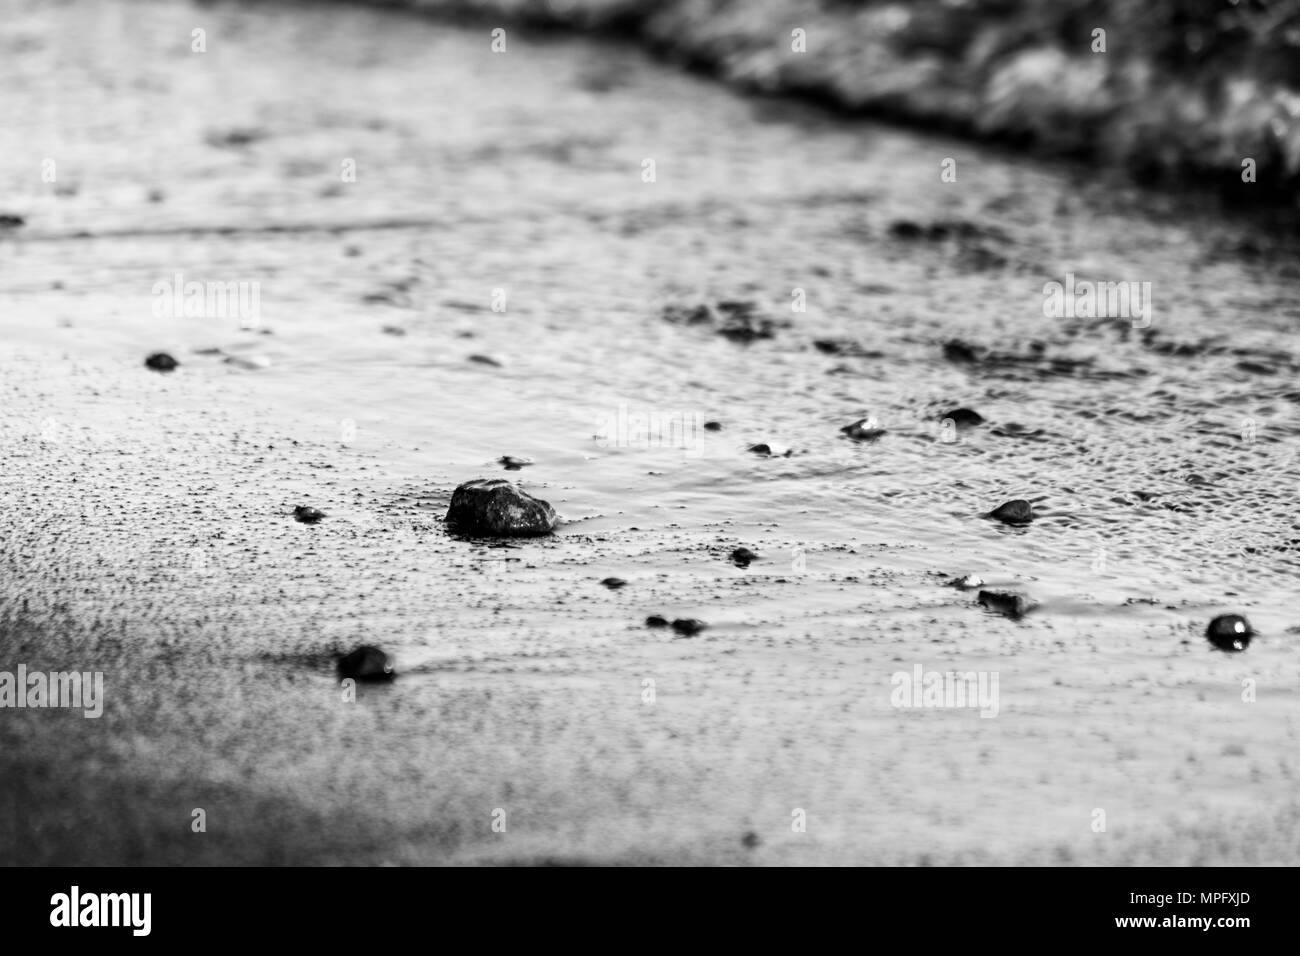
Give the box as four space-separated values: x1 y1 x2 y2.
1 0 1299 864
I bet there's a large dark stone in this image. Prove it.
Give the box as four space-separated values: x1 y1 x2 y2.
1206 614 1253 652
977 590 1037 619
446 479 557 537
988 499 1033 526
144 352 179 372
338 645 395 682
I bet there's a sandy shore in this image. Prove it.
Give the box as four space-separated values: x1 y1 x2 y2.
2 0 1298 865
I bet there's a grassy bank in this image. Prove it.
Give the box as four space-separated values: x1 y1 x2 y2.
359 0 1300 206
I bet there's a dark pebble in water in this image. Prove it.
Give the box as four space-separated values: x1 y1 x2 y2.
977 590 1037 619
337 645 395 682
0 214 25 229
144 352 179 372
601 577 626 590
942 339 981 364
731 547 758 568
840 418 886 441
645 615 669 628
703 421 723 431
748 443 772 456
1206 614 1253 652
940 408 984 426
741 831 761 849
888 220 925 239
671 618 707 636
468 354 503 367
498 456 532 471
294 505 325 524
445 478 556 537
988 499 1033 526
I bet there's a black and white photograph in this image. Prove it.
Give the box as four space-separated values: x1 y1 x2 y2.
0 0 1296 909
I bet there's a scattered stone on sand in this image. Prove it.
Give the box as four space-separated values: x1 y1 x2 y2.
445 479 557 537
223 354 271 370
947 574 985 589
601 577 626 590
294 505 325 524
671 618 707 636
731 547 758 568
381 325 407 336
144 352 179 372
662 301 783 342
748 443 772 456
1206 614 1253 652
988 499 1034 526
741 831 761 849
0 214 26 229
337 645 395 682
645 615 669 628
977 589 1037 619
989 422 1046 440
146 188 165 204
703 421 723 432
468 354 503 367
840 418 887 441
205 126 267 149
343 244 363 257
942 339 982 364
499 456 533 471
940 408 984 426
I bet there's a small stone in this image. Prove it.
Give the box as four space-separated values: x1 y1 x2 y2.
671 618 707 636
468 354 503 367
940 408 984 426
294 505 325 524
947 574 985 590
731 547 758 568
747 443 772 456
601 577 626 590
337 645 395 682
840 418 886 441
703 421 723 432
978 590 1037 619
499 456 532 471
144 352 179 372
988 499 1033 526
0 214 25 229
445 479 557 537
381 325 407 336
1206 614 1253 652
943 339 981 364
741 831 761 849
645 615 669 628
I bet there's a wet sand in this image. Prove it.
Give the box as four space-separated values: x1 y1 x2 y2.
1 0 1299 865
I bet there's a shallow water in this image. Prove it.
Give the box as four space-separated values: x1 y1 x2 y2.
2 0 1299 865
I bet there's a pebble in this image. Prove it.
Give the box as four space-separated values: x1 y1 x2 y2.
499 456 533 471
703 421 723 431
337 645 395 682
601 577 627 590
947 574 985 589
468 354 503 367
445 478 557 537
0 214 26 229
988 499 1033 526
294 506 325 524
1206 614 1253 652
144 352 179 372
748 443 772 456
671 618 707 636
840 418 886 441
977 589 1037 619
940 408 984 426
731 547 758 568
645 615 669 628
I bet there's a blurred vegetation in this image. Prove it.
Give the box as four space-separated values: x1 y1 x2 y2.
372 0 1300 203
